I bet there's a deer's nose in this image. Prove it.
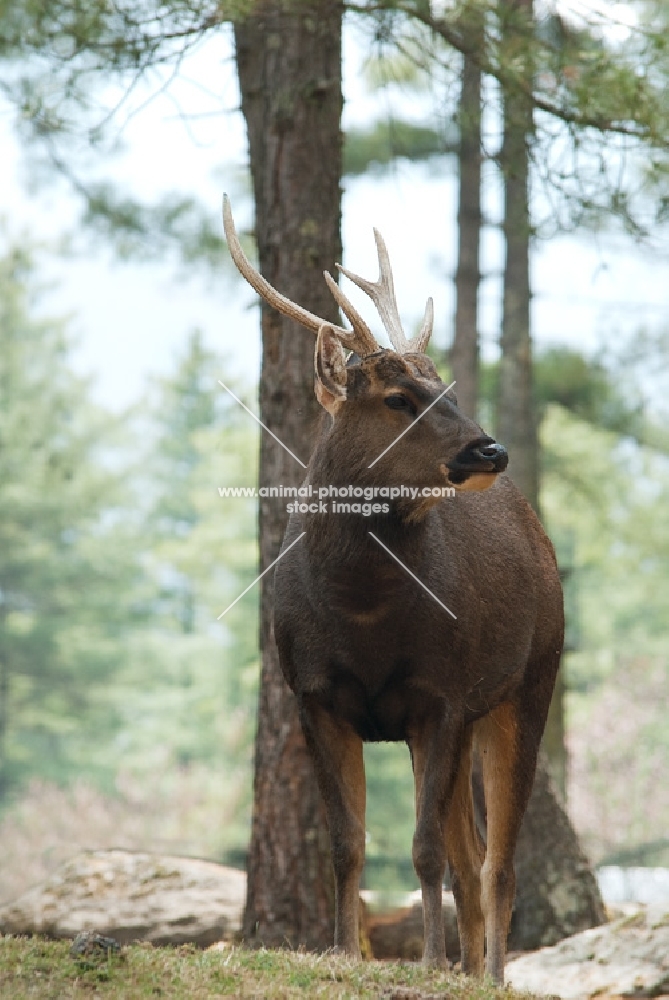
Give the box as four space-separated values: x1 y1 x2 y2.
473 441 508 469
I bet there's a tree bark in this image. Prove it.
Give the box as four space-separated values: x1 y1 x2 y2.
451 13 483 420
496 0 567 805
234 0 343 950
509 759 605 948
496 0 539 513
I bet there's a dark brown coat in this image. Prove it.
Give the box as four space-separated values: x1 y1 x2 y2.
223 200 563 983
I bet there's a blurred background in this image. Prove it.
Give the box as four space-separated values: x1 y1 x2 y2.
1 0 668 914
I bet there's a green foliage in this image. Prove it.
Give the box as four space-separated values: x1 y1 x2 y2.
3 0 669 254
533 3 668 147
344 118 456 175
0 0 252 268
533 347 642 434
480 345 653 446
0 243 260 863
108 332 260 856
79 189 227 267
542 405 669 670
149 329 222 536
352 0 669 237
0 0 235 76
0 238 138 797
361 15 449 91
364 742 416 894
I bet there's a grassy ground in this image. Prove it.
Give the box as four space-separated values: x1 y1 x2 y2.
0 937 538 1000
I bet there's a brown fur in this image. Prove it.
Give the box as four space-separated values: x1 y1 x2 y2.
222 200 562 980
273 347 563 983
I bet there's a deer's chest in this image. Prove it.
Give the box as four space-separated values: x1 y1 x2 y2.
282 599 471 742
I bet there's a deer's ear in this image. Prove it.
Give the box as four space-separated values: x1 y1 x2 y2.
315 324 348 413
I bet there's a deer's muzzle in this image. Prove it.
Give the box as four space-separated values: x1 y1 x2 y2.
445 438 509 486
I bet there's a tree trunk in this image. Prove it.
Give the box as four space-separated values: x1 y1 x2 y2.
234 0 343 951
509 759 605 948
451 13 483 420
496 0 539 513
496 0 567 809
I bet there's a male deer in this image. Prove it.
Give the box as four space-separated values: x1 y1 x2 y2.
223 197 563 984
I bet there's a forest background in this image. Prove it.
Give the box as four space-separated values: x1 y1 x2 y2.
1 0 668 911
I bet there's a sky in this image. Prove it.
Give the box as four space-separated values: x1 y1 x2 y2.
1 17 668 412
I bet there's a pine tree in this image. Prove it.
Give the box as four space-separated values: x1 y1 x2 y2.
109 332 260 856
0 239 136 799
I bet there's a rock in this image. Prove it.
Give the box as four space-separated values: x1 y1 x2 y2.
69 930 122 971
506 905 669 999
70 931 122 958
0 849 246 947
367 890 460 962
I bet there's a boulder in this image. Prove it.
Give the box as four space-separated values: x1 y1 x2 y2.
506 905 669 999
0 849 246 947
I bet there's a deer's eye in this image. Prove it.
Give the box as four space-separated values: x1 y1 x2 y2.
384 394 416 415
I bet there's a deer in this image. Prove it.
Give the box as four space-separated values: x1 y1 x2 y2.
222 196 564 984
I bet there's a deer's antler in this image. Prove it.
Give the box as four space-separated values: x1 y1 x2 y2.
337 229 434 355
223 196 379 357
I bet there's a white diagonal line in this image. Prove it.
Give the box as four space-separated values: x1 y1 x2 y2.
368 531 457 620
368 381 456 469
218 380 307 469
217 531 306 619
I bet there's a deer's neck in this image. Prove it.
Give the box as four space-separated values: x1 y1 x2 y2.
302 440 432 560
306 429 436 530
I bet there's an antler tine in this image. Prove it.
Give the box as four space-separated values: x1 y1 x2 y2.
408 297 434 354
337 228 409 354
323 271 379 357
222 194 355 346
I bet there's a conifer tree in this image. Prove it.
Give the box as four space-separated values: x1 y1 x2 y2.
0 239 135 798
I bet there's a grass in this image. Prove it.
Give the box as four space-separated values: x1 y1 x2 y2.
0 936 538 1000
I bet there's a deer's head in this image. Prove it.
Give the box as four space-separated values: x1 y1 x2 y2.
223 197 508 498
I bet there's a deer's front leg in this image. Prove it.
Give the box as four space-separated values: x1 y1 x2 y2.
409 711 464 968
299 695 366 957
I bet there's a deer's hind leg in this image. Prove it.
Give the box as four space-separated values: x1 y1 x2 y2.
444 725 485 977
299 695 366 958
474 698 545 984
